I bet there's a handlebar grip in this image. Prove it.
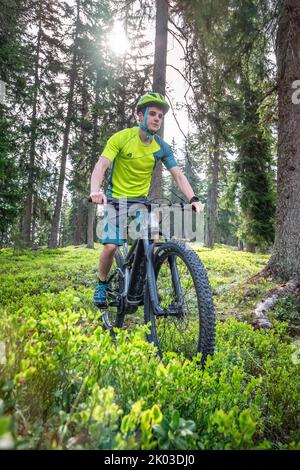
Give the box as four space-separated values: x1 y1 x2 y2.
88 196 92 203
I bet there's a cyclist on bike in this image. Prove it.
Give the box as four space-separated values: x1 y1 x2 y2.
90 92 204 307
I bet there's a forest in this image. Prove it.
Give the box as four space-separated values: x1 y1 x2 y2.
0 0 299 452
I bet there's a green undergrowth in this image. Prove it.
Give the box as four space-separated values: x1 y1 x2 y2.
193 244 276 320
0 245 299 450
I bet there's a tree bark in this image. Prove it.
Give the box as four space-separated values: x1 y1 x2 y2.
267 0 300 279
205 140 219 248
87 70 102 249
149 0 168 200
73 197 85 245
87 202 94 249
31 192 38 246
246 242 256 253
48 0 80 248
73 66 88 246
238 240 244 251
22 0 42 246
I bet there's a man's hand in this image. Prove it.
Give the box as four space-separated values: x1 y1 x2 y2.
89 192 107 205
191 201 205 214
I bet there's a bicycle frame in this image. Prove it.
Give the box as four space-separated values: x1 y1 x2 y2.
119 237 182 317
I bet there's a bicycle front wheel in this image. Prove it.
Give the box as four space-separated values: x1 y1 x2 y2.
144 240 215 364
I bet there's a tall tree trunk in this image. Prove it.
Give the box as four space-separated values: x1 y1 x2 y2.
87 202 94 249
246 242 256 253
73 67 88 246
205 140 219 248
87 70 101 249
73 197 85 245
22 1 42 246
267 0 300 279
149 0 168 199
31 192 37 246
238 239 244 251
48 0 80 248
117 7 129 131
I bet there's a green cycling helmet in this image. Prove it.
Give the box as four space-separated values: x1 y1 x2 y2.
137 92 170 114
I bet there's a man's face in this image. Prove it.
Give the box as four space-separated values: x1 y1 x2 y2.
139 106 164 132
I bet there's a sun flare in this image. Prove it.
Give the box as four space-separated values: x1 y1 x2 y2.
108 21 130 56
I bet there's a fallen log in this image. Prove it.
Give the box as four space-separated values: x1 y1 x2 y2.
252 278 299 329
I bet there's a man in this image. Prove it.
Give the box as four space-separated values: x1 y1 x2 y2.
90 92 204 307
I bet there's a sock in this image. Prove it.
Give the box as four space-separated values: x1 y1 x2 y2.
98 279 107 284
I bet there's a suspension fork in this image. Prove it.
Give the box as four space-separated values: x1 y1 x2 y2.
119 240 130 298
168 254 183 304
144 239 165 316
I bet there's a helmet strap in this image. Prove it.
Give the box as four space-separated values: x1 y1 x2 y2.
138 107 155 140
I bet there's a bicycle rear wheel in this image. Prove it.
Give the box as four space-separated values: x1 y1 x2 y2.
144 240 215 365
101 249 125 331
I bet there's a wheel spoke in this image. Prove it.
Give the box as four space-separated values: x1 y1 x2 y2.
153 253 200 358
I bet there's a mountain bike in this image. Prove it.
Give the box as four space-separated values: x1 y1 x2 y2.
90 197 215 366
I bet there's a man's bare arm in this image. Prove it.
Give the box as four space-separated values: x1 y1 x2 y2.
169 166 204 213
90 157 112 204
169 166 195 200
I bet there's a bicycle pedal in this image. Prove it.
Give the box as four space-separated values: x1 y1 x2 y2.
154 307 180 316
108 301 120 307
95 303 108 309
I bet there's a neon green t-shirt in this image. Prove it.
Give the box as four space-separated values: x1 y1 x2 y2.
101 127 177 198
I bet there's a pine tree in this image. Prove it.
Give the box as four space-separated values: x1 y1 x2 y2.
48 0 82 248
0 115 23 245
15 0 66 246
233 81 275 251
0 0 32 245
173 0 277 249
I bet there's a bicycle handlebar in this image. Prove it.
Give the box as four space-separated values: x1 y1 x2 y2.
88 196 197 211
88 196 171 206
